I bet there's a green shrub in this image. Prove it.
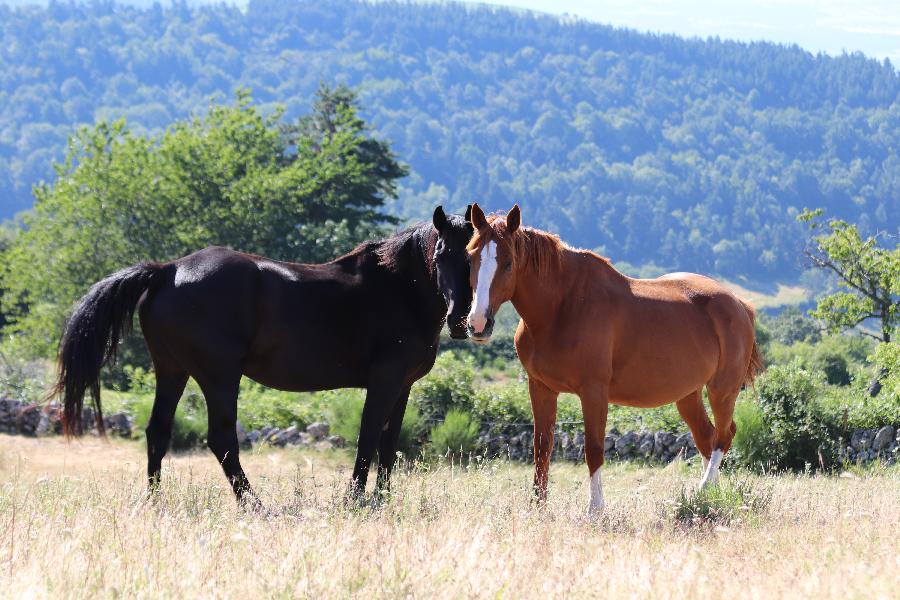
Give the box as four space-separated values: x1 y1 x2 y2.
128 389 208 450
730 397 769 469
237 380 328 431
325 390 366 444
751 360 838 472
429 409 480 459
759 306 821 345
669 477 771 528
819 352 851 386
471 381 532 424
397 401 426 457
0 343 51 404
411 352 477 420
872 341 900 396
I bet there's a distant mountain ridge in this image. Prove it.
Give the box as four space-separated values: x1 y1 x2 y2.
1 0 898 279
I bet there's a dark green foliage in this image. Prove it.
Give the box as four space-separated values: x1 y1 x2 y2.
730 398 770 469
236 381 332 432
759 307 821 345
429 409 480 459
1 1 899 280
128 390 209 451
396 402 427 458
326 391 367 445
820 352 851 386
411 352 477 421
0 89 405 359
742 361 839 472
800 210 900 343
670 478 771 528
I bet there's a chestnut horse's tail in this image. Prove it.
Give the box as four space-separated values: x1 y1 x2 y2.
51 263 163 436
738 298 765 389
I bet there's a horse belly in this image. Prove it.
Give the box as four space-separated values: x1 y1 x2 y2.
608 331 718 407
244 342 365 392
243 287 369 391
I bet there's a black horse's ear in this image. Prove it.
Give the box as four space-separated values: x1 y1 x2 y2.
432 205 448 234
464 204 472 223
507 204 521 234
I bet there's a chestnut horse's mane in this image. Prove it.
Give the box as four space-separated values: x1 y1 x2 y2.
468 214 612 278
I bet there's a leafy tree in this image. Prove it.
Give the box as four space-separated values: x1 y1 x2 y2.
0 89 406 358
759 306 822 345
0 219 20 329
799 209 899 343
2 1 900 279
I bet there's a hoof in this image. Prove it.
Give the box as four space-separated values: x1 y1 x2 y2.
587 502 605 519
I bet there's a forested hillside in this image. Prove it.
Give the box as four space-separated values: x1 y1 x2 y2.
1 0 899 278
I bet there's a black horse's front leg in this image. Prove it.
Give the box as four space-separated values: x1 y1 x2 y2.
375 387 412 497
349 381 406 503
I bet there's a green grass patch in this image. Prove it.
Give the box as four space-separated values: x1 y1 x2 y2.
667 477 772 528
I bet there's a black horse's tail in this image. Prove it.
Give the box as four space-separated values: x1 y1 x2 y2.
52 263 162 436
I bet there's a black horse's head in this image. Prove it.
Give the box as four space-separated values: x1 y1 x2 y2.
432 205 474 340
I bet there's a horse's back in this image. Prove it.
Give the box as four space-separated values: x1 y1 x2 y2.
138 247 267 366
650 273 748 316
642 271 756 387
593 271 755 403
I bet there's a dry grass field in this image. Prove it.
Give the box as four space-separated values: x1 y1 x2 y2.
1 434 898 599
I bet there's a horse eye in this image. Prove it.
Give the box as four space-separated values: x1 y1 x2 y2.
504 261 512 272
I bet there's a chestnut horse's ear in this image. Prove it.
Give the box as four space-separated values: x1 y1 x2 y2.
470 203 488 230
464 204 472 224
432 205 447 234
507 204 521 234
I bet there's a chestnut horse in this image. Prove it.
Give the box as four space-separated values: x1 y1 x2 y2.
466 204 762 514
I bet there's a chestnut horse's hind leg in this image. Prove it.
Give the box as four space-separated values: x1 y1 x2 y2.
579 385 609 516
675 390 715 474
146 370 189 491
200 378 261 509
700 388 739 489
528 377 558 505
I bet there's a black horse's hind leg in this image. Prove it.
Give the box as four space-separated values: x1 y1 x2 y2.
350 381 406 499
375 388 411 494
200 379 260 509
146 370 189 491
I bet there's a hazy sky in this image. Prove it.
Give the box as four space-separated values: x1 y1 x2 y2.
467 0 900 64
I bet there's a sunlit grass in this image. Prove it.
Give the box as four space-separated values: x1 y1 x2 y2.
1 435 898 598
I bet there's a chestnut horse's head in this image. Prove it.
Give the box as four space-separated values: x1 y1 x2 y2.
465 203 521 342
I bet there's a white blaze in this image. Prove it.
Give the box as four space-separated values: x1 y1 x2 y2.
700 449 723 489
589 468 605 515
468 241 497 334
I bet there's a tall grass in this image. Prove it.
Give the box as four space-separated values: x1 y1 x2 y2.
1 435 899 598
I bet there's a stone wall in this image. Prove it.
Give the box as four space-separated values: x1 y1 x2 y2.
239 422 346 450
475 426 701 463
840 426 898 465
0 398 134 437
2 396 897 467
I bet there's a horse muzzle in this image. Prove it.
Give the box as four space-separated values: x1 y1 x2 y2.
467 312 494 342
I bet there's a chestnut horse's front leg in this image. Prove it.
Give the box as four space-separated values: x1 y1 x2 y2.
528 377 558 505
579 384 609 516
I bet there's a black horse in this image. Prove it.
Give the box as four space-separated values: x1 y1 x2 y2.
53 206 473 506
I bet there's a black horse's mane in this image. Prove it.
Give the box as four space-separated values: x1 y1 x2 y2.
374 221 438 272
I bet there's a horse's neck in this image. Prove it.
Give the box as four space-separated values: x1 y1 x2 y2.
398 232 444 314
511 247 625 333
